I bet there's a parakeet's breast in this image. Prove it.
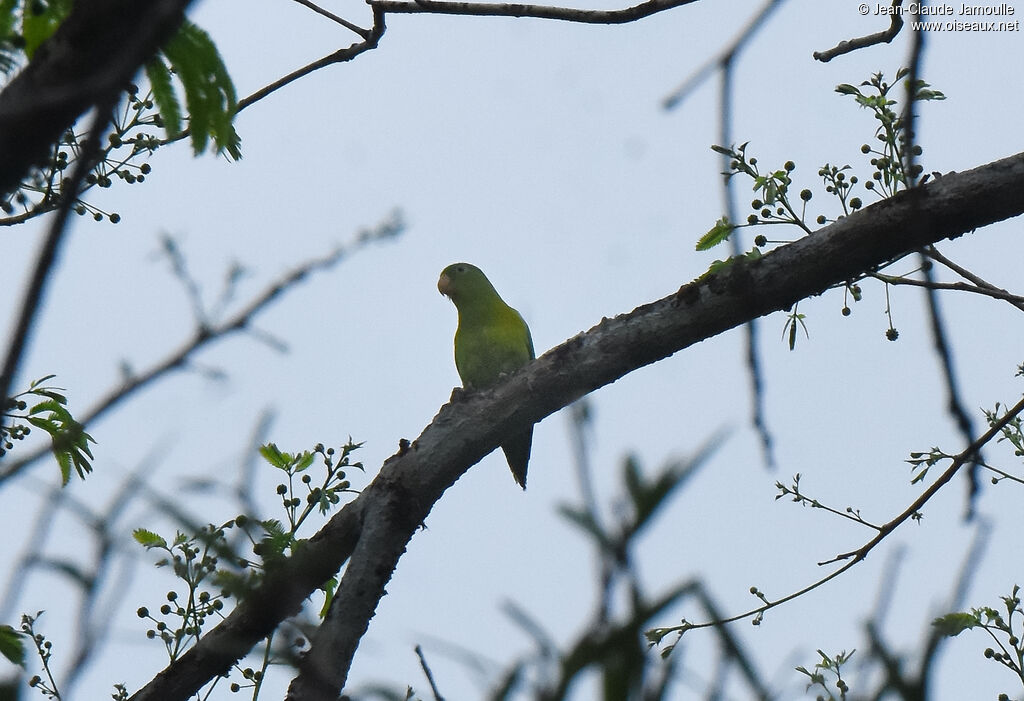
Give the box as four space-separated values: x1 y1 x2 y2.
454 309 532 389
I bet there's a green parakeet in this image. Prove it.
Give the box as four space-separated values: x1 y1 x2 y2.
438 262 535 489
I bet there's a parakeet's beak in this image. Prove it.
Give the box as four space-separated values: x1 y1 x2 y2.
437 272 452 298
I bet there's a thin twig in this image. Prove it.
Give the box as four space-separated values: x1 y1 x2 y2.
156 7 385 150
291 0 371 38
813 0 904 62
870 273 1024 310
918 249 983 519
673 395 1024 637
239 7 386 111
415 645 446 701
369 0 697 24
924 246 1024 312
825 394 1024 565
662 0 782 111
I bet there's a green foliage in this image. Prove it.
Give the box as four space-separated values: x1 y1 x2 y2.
0 623 25 667
699 69 945 346
692 247 761 282
703 68 944 252
796 649 855 701
20 612 61 699
131 440 362 696
0 0 22 74
20 0 70 59
708 143 816 243
836 68 944 197
696 215 734 251
0 8 241 226
910 399 1024 488
982 400 1024 486
782 306 808 351
2 375 94 485
932 585 1024 694
262 440 363 531
133 524 235 662
151 20 241 159
1 84 162 226
906 446 949 485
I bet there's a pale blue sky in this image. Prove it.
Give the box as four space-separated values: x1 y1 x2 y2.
3 0 1024 698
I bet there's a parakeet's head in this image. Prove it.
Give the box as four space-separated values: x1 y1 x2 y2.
438 262 498 306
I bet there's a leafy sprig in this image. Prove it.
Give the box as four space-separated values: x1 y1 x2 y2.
698 70 945 345
0 2 240 226
132 440 363 696
837 68 944 197
21 612 62 700
702 69 943 255
933 585 1024 696
1 375 94 485
133 525 235 662
796 648 856 701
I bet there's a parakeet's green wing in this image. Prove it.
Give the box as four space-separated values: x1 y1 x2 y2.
439 263 535 488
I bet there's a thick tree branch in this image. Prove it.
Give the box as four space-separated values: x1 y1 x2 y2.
129 152 1024 701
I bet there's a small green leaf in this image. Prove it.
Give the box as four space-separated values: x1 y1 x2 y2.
145 57 183 137
22 0 71 59
158 20 241 158
259 443 289 469
55 449 72 485
622 455 644 509
931 612 979 637
294 451 315 472
29 374 58 388
696 217 734 251
556 504 613 553
0 624 26 667
319 576 338 619
133 528 167 548
29 398 64 416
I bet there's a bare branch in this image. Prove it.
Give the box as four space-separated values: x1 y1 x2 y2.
0 211 404 485
663 392 1024 646
291 0 372 38
824 394 1024 566
813 0 904 63
662 0 782 111
924 246 1024 312
871 273 1024 310
240 8 385 111
368 0 697 24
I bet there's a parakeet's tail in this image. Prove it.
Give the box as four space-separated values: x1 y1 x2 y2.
501 426 533 490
